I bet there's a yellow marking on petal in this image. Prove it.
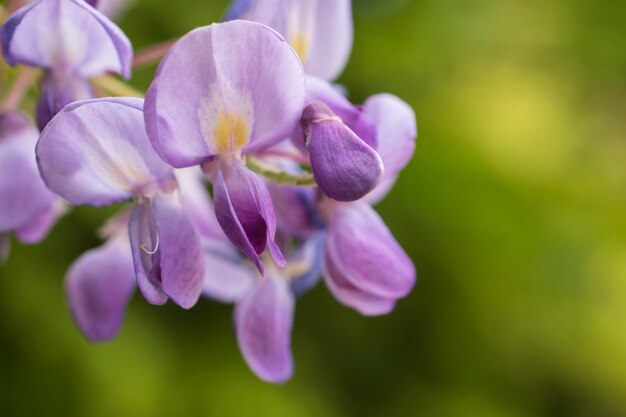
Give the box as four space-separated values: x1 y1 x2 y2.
213 111 251 154
290 32 310 63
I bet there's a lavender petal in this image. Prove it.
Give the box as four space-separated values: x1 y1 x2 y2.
235 276 295 383
66 236 136 342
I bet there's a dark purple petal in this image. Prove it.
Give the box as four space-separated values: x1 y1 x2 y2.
37 97 174 206
249 168 285 267
128 202 167 305
2 0 132 78
152 192 205 309
235 276 294 383
66 236 136 342
325 202 415 299
302 102 383 202
209 160 284 274
362 93 417 204
144 20 305 167
36 72 94 130
323 247 396 316
0 111 56 235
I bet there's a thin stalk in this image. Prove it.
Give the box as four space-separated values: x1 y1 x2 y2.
258 149 311 165
247 156 317 187
133 39 177 69
91 75 144 98
1 67 39 111
6 0 27 15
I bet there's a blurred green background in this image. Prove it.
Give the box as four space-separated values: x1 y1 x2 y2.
2 0 626 415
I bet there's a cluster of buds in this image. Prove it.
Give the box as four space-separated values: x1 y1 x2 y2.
0 0 417 383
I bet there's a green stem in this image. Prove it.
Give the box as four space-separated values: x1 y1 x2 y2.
247 157 317 187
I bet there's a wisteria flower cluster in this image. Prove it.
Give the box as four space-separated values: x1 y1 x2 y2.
0 0 417 383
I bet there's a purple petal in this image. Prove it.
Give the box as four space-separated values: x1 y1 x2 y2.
144 20 305 167
0 111 56 234
14 200 64 244
209 161 284 274
242 0 353 81
202 239 256 303
325 202 415 299
250 167 286 267
302 102 383 202
128 201 167 305
36 72 94 130
267 182 320 238
235 276 294 383
151 192 205 309
176 167 226 241
66 236 136 342
37 97 174 206
2 0 132 78
323 247 396 316
289 232 324 296
362 93 417 204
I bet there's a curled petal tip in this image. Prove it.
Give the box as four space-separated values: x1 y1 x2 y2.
302 102 383 202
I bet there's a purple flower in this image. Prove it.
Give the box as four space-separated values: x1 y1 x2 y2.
302 102 383 202
201 229 323 383
66 214 135 342
36 97 205 309
175 168 258 302
177 170 317 383
295 76 418 204
144 20 305 274
226 0 353 81
319 92 417 314
321 201 415 315
267 88 418 315
0 111 61 262
1 0 133 129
